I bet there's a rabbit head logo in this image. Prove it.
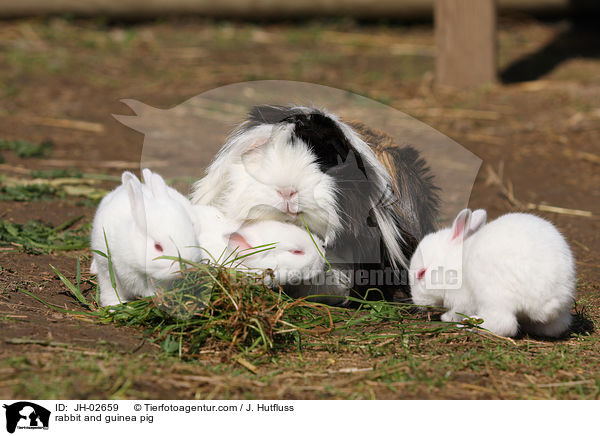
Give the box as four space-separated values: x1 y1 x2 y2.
112 82 481 232
3 402 50 433
112 97 243 181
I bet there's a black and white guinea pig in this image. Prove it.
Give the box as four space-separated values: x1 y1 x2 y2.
191 105 439 301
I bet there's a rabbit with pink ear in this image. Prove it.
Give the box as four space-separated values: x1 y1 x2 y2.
226 220 350 303
409 208 575 337
91 168 344 307
226 220 327 285
188 205 350 301
90 170 203 307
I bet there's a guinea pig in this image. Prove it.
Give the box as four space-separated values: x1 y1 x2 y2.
191 105 439 302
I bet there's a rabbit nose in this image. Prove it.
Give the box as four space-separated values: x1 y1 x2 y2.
277 187 298 200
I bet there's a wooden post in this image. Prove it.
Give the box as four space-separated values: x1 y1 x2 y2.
435 0 497 88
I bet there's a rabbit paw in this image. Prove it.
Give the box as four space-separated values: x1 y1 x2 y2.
441 311 462 323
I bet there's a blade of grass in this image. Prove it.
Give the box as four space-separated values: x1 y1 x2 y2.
76 256 82 293
19 289 97 317
300 213 331 272
103 228 121 305
49 264 93 309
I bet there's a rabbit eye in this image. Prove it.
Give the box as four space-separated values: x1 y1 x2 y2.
154 242 164 253
289 249 305 255
417 268 426 280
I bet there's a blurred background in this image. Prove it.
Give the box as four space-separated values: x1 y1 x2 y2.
0 0 598 237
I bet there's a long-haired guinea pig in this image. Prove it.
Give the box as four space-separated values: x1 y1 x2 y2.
191 105 439 301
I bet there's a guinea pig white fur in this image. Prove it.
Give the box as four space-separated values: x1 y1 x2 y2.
191 105 439 301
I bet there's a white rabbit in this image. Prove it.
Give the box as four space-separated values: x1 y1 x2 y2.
90 170 203 307
225 220 328 286
409 209 575 337
189 208 329 285
191 210 350 301
190 204 235 262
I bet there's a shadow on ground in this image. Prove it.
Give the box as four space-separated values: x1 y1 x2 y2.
501 8 600 83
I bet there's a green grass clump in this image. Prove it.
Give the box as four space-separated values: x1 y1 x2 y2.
0 174 108 202
30 168 83 179
33 253 466 362
97 263 342 357
0 182 57 201
0 139 53 159
0 216 89 254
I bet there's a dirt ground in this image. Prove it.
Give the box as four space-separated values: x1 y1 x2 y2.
0 16 599 399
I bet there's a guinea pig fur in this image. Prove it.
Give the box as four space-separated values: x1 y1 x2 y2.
192 105 439 301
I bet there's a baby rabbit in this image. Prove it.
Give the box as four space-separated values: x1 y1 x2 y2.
90 170 203 307
409 209 575 337
191 204 329 284
193 209 349 301
226 220 328 286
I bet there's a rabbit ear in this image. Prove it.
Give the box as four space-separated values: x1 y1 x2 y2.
141 168 153 186
123 172 147 231
141 168 169 199
465 209 487 238
227 232 252 251
144 170 169 199
450 208 472 241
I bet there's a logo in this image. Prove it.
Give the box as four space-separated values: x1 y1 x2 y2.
3 402 50 434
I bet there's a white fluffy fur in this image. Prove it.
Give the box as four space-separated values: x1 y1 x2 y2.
91 170 203 307
409 209 575 337
192 204 240 262
191 106 406 268
229 220 351 303
190 205 329 286
227 220 327 285
192 122 339 243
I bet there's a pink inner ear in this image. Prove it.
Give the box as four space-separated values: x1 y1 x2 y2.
451 221 465 240
228 232 252 251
